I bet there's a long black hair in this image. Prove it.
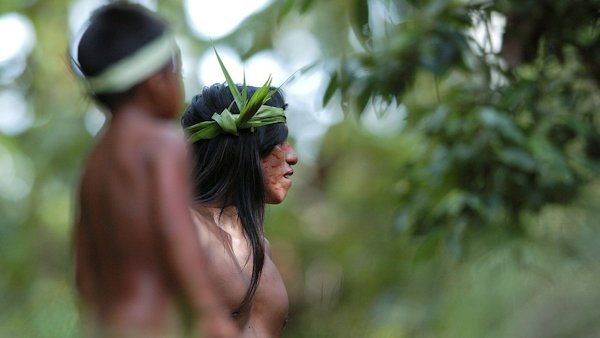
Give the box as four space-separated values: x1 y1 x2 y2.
181 83 288 313
75 1 168 109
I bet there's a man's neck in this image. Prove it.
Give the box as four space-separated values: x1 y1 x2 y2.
110 96 165 121
194 204 242 234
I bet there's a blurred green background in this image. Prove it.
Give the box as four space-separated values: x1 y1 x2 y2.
1 0 600 337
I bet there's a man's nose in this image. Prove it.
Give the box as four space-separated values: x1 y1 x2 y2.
286 146 298 165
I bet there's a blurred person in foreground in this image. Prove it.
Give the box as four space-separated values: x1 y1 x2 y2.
181 57 298 337
71 2 237 337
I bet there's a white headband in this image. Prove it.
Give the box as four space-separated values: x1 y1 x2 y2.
83 33 176 93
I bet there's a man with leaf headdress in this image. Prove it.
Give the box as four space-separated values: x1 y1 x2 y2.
181 51 298 337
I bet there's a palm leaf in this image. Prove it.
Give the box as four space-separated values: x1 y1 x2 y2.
241 71 248 107
214 48 244 112
186 121 222 142
240 75 274 125
242 69 298 122
243 106 286 128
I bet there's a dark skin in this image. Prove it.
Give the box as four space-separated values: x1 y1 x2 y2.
74 65 238 338
191 137 298 337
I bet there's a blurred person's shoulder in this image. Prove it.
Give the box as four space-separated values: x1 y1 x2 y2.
148 122 186 152
123 115 187 159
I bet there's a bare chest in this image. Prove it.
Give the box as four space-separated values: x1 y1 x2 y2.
206 242 289 336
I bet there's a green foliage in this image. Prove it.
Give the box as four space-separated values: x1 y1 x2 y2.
309 0 600 241
2 0 600 337
265 0 600 336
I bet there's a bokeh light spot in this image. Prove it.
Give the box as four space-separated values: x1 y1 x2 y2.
0 90 34 135
0 13 35 65
185 0 272 39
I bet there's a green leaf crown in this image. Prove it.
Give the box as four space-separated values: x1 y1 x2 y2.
185 49 287 143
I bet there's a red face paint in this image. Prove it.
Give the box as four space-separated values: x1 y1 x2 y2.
261 141 298 204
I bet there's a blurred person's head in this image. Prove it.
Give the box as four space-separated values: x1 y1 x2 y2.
74 1 181 116
181 83 297 311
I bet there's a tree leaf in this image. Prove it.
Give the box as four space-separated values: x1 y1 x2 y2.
353 0 371 43
323 71 338 107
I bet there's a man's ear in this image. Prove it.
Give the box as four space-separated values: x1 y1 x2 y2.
143 69 171 99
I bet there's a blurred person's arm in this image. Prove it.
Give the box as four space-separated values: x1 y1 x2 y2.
151 135 238 338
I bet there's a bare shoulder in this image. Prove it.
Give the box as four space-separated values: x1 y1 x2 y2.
264 237 273 258
147 124 187 158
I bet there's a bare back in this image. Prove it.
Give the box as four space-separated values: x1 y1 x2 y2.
191 207 289 338
75 111 193 335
